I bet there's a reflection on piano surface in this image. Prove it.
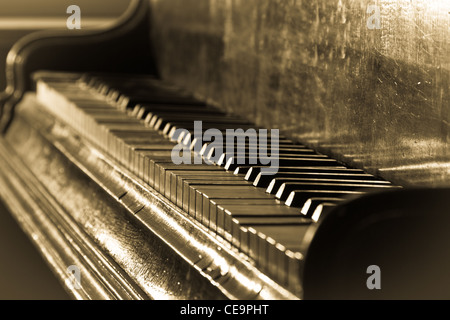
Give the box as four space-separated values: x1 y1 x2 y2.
0 0 449 299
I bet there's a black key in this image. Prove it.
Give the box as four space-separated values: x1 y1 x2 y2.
166 123 259 141
276 182 399 201
310 202 339 222
136 105 220 119
223 154 330 169
214 148 319 166
285 190 365 207
118 94 206 110
254 172 382 188
225 157 341 172
244 166 357 182
151 112 242 129
300 197 345 218
267 177 392 194
233 166 254 176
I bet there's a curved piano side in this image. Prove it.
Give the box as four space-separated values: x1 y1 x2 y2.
0 0 157 132
0 0 449 300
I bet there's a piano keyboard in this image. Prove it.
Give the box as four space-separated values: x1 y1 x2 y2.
34 71 400 293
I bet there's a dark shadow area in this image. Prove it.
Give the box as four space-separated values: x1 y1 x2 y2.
0 200 69 300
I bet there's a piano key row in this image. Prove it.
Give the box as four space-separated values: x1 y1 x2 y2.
79 78 401 214
37 78 310 288
42 74 400 221
35 73 399 292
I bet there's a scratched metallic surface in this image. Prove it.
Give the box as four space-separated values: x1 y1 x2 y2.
148 0 450 187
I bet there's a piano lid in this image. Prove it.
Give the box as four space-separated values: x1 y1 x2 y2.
148 0 450 188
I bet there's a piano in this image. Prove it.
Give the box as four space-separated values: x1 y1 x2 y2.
0 0 449 300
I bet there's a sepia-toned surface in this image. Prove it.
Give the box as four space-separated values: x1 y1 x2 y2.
149 0 450 187
0 0 449 300
0 200 68 299
0 0 132 90
0 93 297 299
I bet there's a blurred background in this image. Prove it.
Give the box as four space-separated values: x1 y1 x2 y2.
0 0 131 299
0 0 131 90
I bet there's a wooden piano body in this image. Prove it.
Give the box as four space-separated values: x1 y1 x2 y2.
0 0 449 299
